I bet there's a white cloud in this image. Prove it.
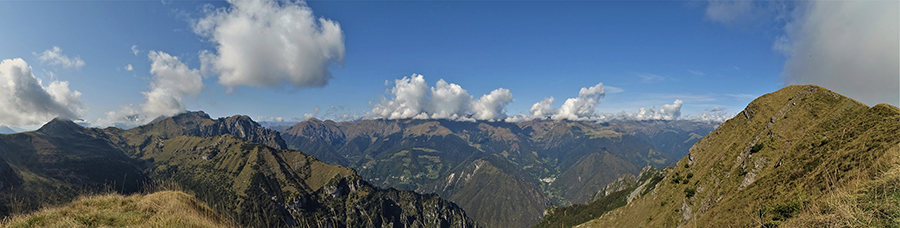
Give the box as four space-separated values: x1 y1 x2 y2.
96 51 204 128
470 88 513 120
0 58 83 127
125 64 133 71
142 51 204 118
688 106 731 123
94 105 143 128
35 46 85 69
780 0 899 106
131 45 140 56
194 0 345 90
371 74 429 119
528 97 556 119
552 83 605 120
371 74 514 121
506 82 611 122
429 79 472 119
617 100 684 121
303 106 321 120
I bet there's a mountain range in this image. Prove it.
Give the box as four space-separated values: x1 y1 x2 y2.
278 117 716 227
0 112 475 227
3 84 895 228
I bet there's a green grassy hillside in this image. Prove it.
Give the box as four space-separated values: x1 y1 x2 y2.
579 85 900 227
1 191 232 228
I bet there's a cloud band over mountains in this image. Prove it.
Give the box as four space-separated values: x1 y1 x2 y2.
371 74 515 121
372 75 699 123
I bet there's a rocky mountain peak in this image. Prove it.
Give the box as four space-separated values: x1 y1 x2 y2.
37 118 85 136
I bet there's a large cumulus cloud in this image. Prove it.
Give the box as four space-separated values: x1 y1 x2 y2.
528 97 556 119
778 0 898 106
703 0 898 106
470 88 514 120
0 58 83 127
371 75 429 119
507 83 606 121
194 0 345 90
96 51 203 127
142 51 204 117
371 74 513 121
430 79 472 119
552 83 606 120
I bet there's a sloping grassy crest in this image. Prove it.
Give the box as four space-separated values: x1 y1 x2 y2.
579 85 900 227
1 191 231 228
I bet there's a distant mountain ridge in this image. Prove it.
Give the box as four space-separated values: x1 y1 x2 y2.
280 117 716 227
120 111 287 150
0 126 16 134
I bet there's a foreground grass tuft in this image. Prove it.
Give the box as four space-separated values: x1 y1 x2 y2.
784 152 900 228
1 191 232 228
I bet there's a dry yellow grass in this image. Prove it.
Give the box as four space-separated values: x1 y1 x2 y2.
1 191 232 228
784 144 900 227
577 85 900 227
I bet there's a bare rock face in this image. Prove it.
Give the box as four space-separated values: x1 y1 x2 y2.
214 114 288 150
592 174 637 201
133 111 287 150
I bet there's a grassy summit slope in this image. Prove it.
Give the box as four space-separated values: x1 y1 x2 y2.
579 85 900 227
1 191 231 228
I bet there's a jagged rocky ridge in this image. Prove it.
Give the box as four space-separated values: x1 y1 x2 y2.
0 112 476 227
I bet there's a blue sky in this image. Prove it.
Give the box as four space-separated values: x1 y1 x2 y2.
0 0 896 129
